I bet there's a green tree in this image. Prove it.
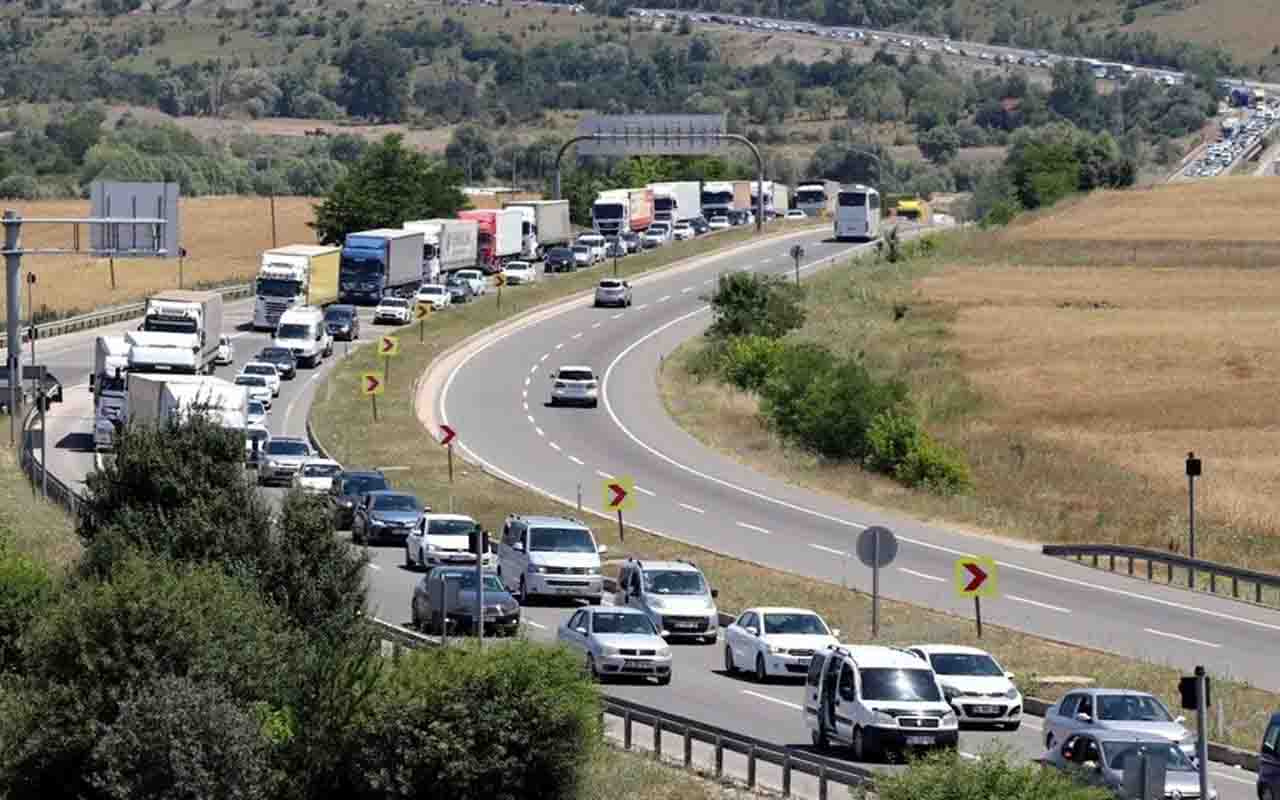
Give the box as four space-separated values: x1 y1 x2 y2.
706 272 806 341
337 34 411 122
918 125 961 165
0 547 53 674
45 105 106 164
445 124 495 183
312 134 465 244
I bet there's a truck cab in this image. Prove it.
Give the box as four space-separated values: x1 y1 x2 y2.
273 306 332 368
91 335 131 450
254 263 306 330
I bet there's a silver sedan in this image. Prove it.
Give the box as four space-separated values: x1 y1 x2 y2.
557 606 672 684
1044 689 1195 758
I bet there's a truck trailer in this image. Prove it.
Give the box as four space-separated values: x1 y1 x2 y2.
125 374 248 434
401 219 479 282
647 181 701 224
91 335 131 450
339 229 424 303
457 209 523 271
130 290 224 375
591 188 654 237
253 244 340 330
501 200 571 261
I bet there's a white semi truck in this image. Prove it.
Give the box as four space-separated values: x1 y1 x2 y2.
90 335 131 451
751 181 790 218
647 181 701 223
401 219 479 281
252 245 341 330
128 290 225 375
500 200 571 261
101 374 248 450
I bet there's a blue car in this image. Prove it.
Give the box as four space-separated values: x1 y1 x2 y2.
351 490 426 546
1261 712 1280 800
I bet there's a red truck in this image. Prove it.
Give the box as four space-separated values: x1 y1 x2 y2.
458 208 523 272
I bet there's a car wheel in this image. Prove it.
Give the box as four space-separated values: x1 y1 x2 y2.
586 654 600 682
352 526 365 545
657 673 671 686
852 725 869 762
589 400 598 408
404 545 413 568
1044 732 1055 750
411 599 421 628
812 723 829 751
724 645 736 673
517 576 529 605
588 596 602 606
754 654 768 683
1005 722 1021 731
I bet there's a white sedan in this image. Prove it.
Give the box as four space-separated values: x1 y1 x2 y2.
374 297 412 324
240 361 281 397
557 606 672 684
784 209 808 220
723 606 840 681
234 374 272 409
671 222 695 241
708 215 731 231
291 458 343 494
454 268 488 296
502 261 537 286
215 335 235 365
905 644 1022 729
415 283 451 310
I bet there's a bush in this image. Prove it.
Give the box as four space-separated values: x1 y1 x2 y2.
350 640 599 800
706 271 805 341
0 547 54 674
0 174 41 199
868 748 1110 800
895 433 973 495
864 408 922 474
720 335 784 392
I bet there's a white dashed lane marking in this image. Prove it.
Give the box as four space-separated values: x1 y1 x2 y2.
572 332 583 340
549 442 562 452
526 415 535 424
634 486 656 497
555 343 564 350
736 522 771 534
535 427 545 437
1144 628 1220 648
899 568 945 583
611 313 624 319
596 470 615 479
568 456 584 465
809 544 847 557
539 353 550 362
658 295 671 303
592 322 603 328
1008 595 1071 614
679 503 705 514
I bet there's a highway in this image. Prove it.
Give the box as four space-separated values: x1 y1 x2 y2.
20 229 1264 797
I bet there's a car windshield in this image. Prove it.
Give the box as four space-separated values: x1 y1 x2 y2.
374 494 420 512
277 324 311 339
236 376 266 387
245 428 269 443
301 463 341 477
558 370 594 382
457 271 480 280
599 281 623 289
248 401 265 415
342 474 388 495
572 245 590 254
643 570 705 595
591 612 657 635
447 277 466 287
529 527 597 553
1097 695 1172 722
1103 741 1193 771
259 348 293 361
929 653 1005 677
762 613 829 635
441 572 505 592
324 308 354 321
265 440 310 456
380 298 408 308
245 364 274 376
419 286 444 295
428 518 479 536
549 248 572 259
858 668 943 702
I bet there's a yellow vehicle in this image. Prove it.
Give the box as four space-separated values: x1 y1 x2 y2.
896 198 931 223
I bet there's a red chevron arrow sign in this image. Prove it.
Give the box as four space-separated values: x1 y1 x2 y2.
602 476 635 511
439 424 456 447
963 562 987 593
953 556 997 598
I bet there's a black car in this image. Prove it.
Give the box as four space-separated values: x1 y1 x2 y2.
545 246 575 273
689 216 710 235
445 276 474 303
329 469 390 529
255 346 298 379
324 304 360 341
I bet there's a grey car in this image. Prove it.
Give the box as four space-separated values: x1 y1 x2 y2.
593 279 632 308
411 568 520 636
1040 733 1217 800
257 437 313 485
1044 689 1195 758
328 469 389 529
351 490 426 546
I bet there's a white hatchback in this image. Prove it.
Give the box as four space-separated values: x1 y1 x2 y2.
292 459 343 494
240 361 281 397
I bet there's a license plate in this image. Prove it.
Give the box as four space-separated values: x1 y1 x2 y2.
675 622 698 629
974 705 999 715
906 736 934 746
625 660 653 670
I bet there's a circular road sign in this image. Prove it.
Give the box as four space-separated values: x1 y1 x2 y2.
856 526 898 569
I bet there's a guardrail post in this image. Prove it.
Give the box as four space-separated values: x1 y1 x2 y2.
818 764 828 800
1232 576 1238 598
1210 572 1217 594
624 710 632 750
1168 562 1173 583
782 750 792 797
1091 554 1098 568
1109 554 1115 572
1257 583 1264 604
653 719 662 760
683 726 692 768
1148 559 1153 580
1128 556 1134 575
747 743 757 788
714 735 723 777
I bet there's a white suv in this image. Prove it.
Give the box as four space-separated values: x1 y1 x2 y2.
548 365 598 408
498 513 607 604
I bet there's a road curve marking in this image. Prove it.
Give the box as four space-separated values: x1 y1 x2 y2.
1143 628 1220 648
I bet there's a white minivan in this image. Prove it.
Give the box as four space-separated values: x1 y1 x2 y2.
273 306 332 368
804 645 958 761
498 513 606 604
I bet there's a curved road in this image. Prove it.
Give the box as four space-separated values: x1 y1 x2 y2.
21 230 1263 796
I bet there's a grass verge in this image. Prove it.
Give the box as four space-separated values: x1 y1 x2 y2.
310 222 1278 752
583 744 762 800
0 432 81 571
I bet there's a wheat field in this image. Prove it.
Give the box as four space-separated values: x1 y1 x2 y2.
0 196 318 320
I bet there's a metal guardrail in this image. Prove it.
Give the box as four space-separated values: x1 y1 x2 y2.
17 403 85 518
0 283 254 352
1043 543 1280 606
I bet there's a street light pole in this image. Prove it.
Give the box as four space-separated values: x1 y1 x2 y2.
1186 451 1202 588
25 272 35 369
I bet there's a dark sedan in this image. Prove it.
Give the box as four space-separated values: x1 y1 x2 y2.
324 304 361 341
255 346 298 379
545 246 575 273
689 216 710 235
329 469 390 529
445 276 474 303
352 490 426 546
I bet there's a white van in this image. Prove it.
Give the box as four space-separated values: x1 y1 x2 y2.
273 306 332 368
804 645 958 760
498 513 607 604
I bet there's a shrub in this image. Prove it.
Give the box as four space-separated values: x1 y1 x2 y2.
868 748 1110 800
0 547 54 674
864 408 922 474
720 335 784 392
0 175 41 199
706 271 805 341
895 433 973 495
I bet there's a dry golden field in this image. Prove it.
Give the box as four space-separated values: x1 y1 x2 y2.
662 177 1280 578
0 196 318 320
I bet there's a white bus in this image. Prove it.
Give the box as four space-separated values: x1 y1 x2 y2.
834 184 881 242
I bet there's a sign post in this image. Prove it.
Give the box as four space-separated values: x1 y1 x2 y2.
415 301 431 343
440 424 457 484
1179 667 1212 800
379 336 399 387
856 526 898 639
602 476 635 543
954 556 998 638
360 372 384 420
1185 451 1201 588
790 244 805 286
495 271 505 312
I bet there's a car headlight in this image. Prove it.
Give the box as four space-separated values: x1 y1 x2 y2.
554 382 566 389
767 644 787 655
1004 687 1020 700
942 685 960 700
941 710 958 726
531 565 548 574
598 644 618 656
647 596 665 608
872 711 897 726
657 645 671 657
370 519 387 528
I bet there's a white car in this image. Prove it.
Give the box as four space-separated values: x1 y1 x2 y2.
502 261 536 286
415 283 451 310
784 208 808 220
244 424 270 467
454 268 488 296
246 399 268 428
234 374 272 409
257 436 314 486
215 335 234 366
374 296 412 324
707 215 731 231
671 222 695 241
905 644 1022 729
406 513 496 570
576 233 607 262
724 607 840 680
549 364 598 407
240 361 281 397
291 458 343 494
641 225 669 248
558 606 672 685
570 244 594 268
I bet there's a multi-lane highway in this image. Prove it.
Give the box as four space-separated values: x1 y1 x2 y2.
20 228 1266 795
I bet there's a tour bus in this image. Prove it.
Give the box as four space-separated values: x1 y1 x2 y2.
834 184 881 242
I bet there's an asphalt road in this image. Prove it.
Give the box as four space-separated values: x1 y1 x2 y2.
22 230 1263 796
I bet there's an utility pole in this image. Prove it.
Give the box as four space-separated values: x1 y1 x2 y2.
1186 451 1201 588
5 211 21 446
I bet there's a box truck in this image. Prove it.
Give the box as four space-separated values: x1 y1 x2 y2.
457 209 523 271
253 244 341 330
339 229 424 303
91 335 131 450
647 181 701 223
794 180 840 217
129 290 224 375
401 219 479 282
125 374 248 435
591 188 654 236
501 200 571 261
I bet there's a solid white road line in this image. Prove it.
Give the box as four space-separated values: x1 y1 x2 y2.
679 503 705 514
1008 595 1071 614
741 690 801 710
1144 628 1221 648
549 442 561 452
569 456 584 466
899 568 945 583
736 522 771 534
596 470 615 479
809 543 847 557
634 485 656 497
